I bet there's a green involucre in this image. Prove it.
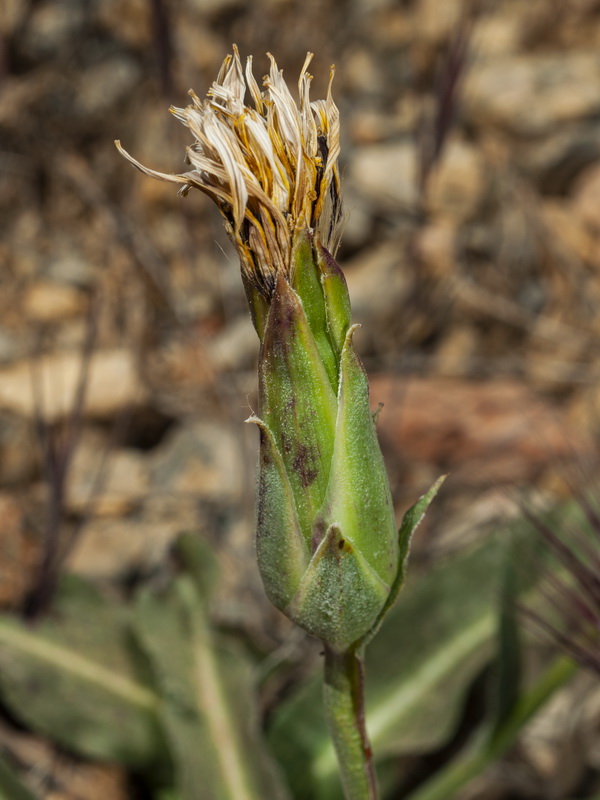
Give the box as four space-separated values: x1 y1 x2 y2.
248 230 399 650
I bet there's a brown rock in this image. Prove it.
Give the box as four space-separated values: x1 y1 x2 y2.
415 0 463 44
0 719 129 800
150 420 243 503
414 219 457 278
66 433 149 517
570 161 600 233
349 142 418 210
0 493 35 607
541 200 596 263
472 10 523 56
207 314 259 372
67 514 179 580
0 349 145 421
77 56 141 116
343 242 413 331
0 413 38 485
435 325 478 376
371 376 587 486
23 281 88 323
464 53 600 135
426 139 485 222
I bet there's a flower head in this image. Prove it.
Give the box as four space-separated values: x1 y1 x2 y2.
115 48 443 654
116 46 342 298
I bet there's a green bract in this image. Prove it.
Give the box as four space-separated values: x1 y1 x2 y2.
246 229 399 652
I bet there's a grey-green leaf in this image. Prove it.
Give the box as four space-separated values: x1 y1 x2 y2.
134 575 290 800
0 577 164 767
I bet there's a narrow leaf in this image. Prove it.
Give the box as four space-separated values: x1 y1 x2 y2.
134 575 289 800
488 544 522 739
0 577 163 767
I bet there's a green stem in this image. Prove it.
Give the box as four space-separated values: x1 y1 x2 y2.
323 646 378 800
406 656 577 800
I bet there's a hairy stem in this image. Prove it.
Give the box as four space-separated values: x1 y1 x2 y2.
323 646 378 800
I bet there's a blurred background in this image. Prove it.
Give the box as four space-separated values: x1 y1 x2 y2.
3 0 600 798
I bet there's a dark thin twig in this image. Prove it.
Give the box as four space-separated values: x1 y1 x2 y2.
147 0 175 97
522 485 600 675
24 296 100 620
417 0 482 198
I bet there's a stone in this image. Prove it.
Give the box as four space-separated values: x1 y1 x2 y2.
343 242 413 341
426 139 485 221
570 161 600 233
67 515 180 580
464 53 600 135
207 314 258 372
0 719 130 800
66 433 150 517
541 200 596 263
77 56 141 116
0 413 38 485
23 281 88 323
0 493 35 607
349 141 418 211
519 673 597 796
338 192 373 251
520 124 600 194
0 349 145 421
67 491 218 581
94 0 151 49
371 376 589 486
471 10 523 56
435 325 477 376
187 0 243 13
0 328 27 364
414 219 457 278
46 252 95 288
20 0 86 59
344 48 384 95
149 420 243 504
415 0 464 44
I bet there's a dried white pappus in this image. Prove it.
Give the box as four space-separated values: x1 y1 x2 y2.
115 46 342 298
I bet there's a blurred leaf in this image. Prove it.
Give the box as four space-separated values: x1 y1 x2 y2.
401 513 576 800
0 577 165 767
269 534 509 799
0 752 38 800
487 543 522 738
172 531 220 602
134 574 290 800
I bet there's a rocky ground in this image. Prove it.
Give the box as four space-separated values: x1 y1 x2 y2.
3 0 600 797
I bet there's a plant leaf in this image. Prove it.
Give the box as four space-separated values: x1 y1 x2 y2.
134 574 290 800
487 540 522 739
0 577 164 767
